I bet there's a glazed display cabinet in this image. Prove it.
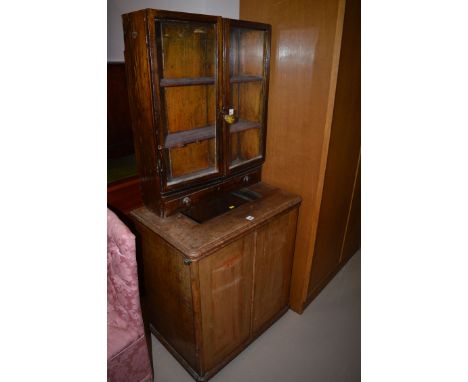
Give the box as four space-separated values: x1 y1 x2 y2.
123 9 271 217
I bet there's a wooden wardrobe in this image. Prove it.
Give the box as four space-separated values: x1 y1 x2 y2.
240 0 361 313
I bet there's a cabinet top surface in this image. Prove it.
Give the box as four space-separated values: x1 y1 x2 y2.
130 183 300 259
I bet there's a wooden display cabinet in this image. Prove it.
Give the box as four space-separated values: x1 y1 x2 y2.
123 9 271 217
131 183 301 381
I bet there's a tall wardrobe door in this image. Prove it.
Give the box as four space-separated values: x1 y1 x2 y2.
307 0 361 298
198 234 254 371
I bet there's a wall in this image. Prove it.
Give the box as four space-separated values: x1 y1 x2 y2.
108 0 239 61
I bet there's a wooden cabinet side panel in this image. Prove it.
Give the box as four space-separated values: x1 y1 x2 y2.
138 224 198 370
307 0 361 298
122 12 161 213
253 208 298 334
199 234 254 372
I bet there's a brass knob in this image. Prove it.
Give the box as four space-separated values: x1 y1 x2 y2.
224 114 236 124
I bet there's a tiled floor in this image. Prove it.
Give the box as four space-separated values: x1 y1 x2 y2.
151 250 361 382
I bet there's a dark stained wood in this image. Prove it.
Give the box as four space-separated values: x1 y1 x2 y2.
122 9 271 216
107 62 134 159
155 120 263 161
160 77 215 87
230 75 263 83
123 10 162 213
223 18 271 177
107 176 143 215
229 120 260 134
165 125 216 149
240 0 360 313
160 166 261 217
130 183 300 381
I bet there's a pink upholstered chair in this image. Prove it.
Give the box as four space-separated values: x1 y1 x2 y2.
107 209 153 382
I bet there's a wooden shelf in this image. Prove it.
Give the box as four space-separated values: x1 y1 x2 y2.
160 77 215 87
165 125 216 148
230 120 261 133
230 75 263 83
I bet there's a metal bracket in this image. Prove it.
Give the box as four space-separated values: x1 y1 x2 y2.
183 258 192 265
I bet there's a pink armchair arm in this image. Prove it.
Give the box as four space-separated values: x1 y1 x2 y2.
107 209 152 382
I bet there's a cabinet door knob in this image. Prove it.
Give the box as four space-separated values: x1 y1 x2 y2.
223 107 237 124
243 175 250 183
182 197 191 207
224 114 236 124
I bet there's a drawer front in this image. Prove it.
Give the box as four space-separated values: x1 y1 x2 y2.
220 167 261 192
162 167 261 217
162 183 220 217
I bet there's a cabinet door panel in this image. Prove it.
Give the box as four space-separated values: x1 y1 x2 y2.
253 209 298 333
199 234 254 371
153 16 222 191
224 20 271 175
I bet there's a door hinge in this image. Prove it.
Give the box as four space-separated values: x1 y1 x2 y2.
156 158 162 174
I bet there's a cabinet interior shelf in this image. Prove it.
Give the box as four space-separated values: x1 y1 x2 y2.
165 125 215 148
230 75 263 83
160 77 215 87
229 120 261 133
164 120 261 149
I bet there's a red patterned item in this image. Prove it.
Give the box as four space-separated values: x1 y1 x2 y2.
107 209 153 382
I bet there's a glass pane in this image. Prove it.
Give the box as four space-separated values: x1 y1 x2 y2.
229 129 261 167
168 139 216 182
165 85 215 133
231 82 263 123
161 21 216 79
230 28 265 77
158 19 218 186
229 27 266 169
164 84 217 184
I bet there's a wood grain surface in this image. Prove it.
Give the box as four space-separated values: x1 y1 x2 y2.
240 0 348 312
132 182 301 381
307 0 361 299
131 182 301 260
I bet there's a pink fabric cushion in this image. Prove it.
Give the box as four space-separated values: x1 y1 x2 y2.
107 209 152 382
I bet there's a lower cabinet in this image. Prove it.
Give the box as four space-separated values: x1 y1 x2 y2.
131 183 300 381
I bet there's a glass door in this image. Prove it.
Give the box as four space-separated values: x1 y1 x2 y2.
155 15 222 191
224 20 270 174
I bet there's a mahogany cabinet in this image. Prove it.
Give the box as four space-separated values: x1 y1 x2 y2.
122 9 271 217
130 183 300 381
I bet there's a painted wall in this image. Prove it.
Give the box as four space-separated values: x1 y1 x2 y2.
108 0 239 61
